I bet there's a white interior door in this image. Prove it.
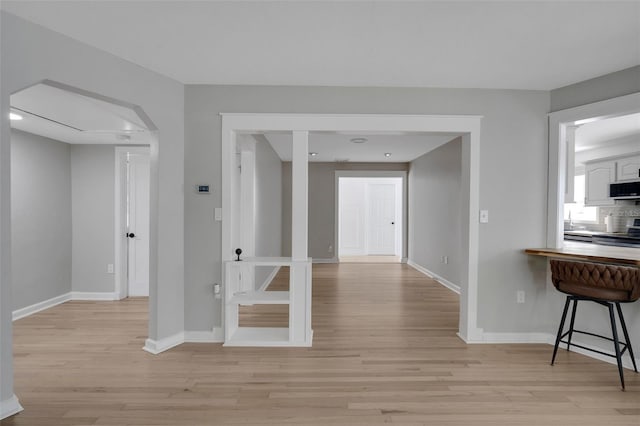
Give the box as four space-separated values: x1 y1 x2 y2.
367 183 396 255
338 179 367 256
127 153 150 296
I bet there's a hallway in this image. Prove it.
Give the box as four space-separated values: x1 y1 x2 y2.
5 264 639 425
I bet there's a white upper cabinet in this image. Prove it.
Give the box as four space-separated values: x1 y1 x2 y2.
585 160 616 206
616 155 640 182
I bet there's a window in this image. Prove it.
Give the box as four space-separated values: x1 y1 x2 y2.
564 175 598 223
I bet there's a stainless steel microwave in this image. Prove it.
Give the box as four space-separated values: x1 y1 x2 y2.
610 181 640 199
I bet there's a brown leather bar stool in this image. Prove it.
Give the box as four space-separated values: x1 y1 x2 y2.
549 259 639 390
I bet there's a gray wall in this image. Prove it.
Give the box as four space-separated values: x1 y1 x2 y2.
184 83 549 333
408 138 462 286
282 162 410 259
550 66 640 111
71 145 115 293
253 137 282 289
10 130 72 310
2 12 184 405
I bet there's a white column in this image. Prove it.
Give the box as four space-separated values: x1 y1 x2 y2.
290 131 310 345
0 92 23 419
291 131 309 261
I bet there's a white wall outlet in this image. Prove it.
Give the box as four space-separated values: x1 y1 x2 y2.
480 210 489 223
517 290 525 304
214 208 222 221
107 263 114 274
443 256 448 264
213 283 220 294
328 244 333 253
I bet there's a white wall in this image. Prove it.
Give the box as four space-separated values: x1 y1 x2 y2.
10 130 72 310
1 11 184 409
71 145 115 294
184 85 549 334
408 137 462 287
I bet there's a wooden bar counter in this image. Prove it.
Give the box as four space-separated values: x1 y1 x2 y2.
525 241 640 266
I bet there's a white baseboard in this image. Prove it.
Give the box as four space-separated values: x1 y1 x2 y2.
0 394 23 420
553 335 640 372
473 332 551 344
70 291 119 301
312 257 337 264
143 332 185 355
146 328 224 353
257 266 281 291
12 292 71 321
401 257 408 264
13 291 124 321
407 260 461 294
465 331 640 371
184 328 224 343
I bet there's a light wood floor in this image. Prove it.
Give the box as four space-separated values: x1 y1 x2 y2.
4 264 639 425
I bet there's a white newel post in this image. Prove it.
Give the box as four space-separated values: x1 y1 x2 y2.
290 131 310 344
291 131 309 261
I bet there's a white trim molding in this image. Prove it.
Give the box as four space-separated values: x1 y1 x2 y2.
143 332 185 355
407 260 461 294
461 331 640 371
145 328 225 353
257 266 281 291
547 92 640 248
70 291 119 301
221 113 482 342
12 293 71 321
0 394 23 420
13 291 120 321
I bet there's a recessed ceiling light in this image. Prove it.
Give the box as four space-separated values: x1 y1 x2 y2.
350 137 367 144
309 152 318 157
384 153 392 157
9 112 23 121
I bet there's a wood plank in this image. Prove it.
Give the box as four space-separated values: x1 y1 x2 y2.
4 264 639 426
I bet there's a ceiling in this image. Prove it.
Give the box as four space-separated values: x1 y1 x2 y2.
261 132 459 163
2 1 638 90
575 113 640 152
10 83 154 145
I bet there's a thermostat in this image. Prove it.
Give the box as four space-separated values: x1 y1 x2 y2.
196 184 210 194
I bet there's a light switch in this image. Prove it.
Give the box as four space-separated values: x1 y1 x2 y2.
214 208 222 221
479 210 489 223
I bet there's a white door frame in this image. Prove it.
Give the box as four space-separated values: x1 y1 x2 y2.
221 113 482 342
547 92 640 248
115 146 151 299
335 172 407 260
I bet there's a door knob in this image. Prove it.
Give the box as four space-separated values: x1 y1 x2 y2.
127 233 135 238
391 222 395 225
